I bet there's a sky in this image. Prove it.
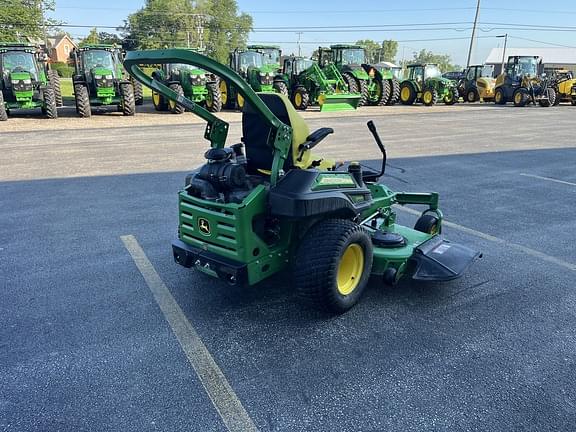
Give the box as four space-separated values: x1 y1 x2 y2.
49 0 576 67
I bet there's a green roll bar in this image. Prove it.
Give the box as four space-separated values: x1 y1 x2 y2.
123 49 293 185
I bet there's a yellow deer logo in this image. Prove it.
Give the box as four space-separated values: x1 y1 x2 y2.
198 218 211 235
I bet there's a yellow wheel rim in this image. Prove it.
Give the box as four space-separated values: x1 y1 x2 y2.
219 80 227 105
401 86 411 101
295 92 302 107
495 91 502 103
515 92 522 104
152 91 160 107
423 91 432 104
337 244 364 296
237 93 244 109
169 99 176 110
468 91 475 101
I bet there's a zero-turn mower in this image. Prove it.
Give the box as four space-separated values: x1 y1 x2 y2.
70 44 136 117
124 49 481 314
494 56 555 107
0 43 59 121
400 64 459 106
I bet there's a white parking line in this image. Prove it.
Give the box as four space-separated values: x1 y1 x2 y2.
520 173 576 187
121 235 258 432
396 207 576 272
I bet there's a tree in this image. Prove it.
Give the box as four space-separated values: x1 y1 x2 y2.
0 0 58 42
355 39 380 64
79 27 99 47
98 32 123 46
411 49 458 72
203 0 252 63
381 40 398 63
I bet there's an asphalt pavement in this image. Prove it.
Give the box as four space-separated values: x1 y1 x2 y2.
1 104 575 431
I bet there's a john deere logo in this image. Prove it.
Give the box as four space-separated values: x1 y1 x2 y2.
198 218 211 236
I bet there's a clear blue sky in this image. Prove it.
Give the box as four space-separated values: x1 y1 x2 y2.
49 0 576 67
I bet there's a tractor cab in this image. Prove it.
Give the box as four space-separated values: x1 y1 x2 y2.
247 45 282 71
459 64 496 102
407 64 442 84
72 45 123 87
329 45 366 67
282 56 315 76
400 64 458 106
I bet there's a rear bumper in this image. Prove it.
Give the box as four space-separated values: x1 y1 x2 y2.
172 239 248 285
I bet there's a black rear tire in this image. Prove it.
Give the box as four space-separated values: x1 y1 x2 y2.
357 78 369 106
386 78 400 105
74 84 92 118
292 86 309 110
539 88 555 107
399 82 417 105
205 82 222 112
43 87 58 119
133 79 144 105
120 83 136 116
375 78 390 106
466 88 479 103
273 81 288 96
169 83 185 114
342 72 358 95
422 87 438 106
294 219 373 314
494 87 507 105
0 91 8 121
48 70 63 107
513 88 529 107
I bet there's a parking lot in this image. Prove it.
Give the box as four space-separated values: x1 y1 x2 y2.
2 103 576 431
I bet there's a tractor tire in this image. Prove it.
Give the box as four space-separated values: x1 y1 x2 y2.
0 92 8 121
357 79 369 106
414 214 440 235
292 86 309 110
74 84 92 118
133 80 144 106
48 70 63 107
293 219 373 314
219 80 234 109
273 81 288 96
399 82 417 105
152 91 168 111
466 89 479 103
168 83 185 114
120 83 136 116
205 82 222 112
539 88 555 107
386 78 400 105
42 87 58 119
444 87 458 105
422 87 438 106
341 72 358 95
494 88 507 105
375 78 390 106
513 88 529 107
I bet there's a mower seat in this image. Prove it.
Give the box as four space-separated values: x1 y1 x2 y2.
242 93 335 175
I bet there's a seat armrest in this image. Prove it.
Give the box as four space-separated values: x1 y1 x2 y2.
297 128 334 161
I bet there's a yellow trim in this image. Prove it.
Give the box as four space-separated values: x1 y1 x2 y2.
219 80 228 105
295 92 302 107
495 90 502 103
152 91 160 107
169 98 176 110
401 86 411 101
337 244 364 295
423 90 433 104
237 92 244 109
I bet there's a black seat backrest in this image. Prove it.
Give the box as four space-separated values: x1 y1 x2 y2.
242 94 293 174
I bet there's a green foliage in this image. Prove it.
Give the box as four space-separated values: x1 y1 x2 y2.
51 61 74 78
411 49 458 72
0 0 57 42
79 27 99 47
98 32 123 46
122 0 252 63
381 40 398 63
355 39 399 64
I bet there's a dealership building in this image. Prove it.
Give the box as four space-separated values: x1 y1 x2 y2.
485 47 576 75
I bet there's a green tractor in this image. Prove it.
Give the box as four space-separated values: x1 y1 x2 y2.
151 61 222 114
494 56 555 107
220 45 285 110
70 44 136 117
278 56 360 112
318 45 389 106
373 62 402 105
125 49 481 314
0 43 59 121
399 64 459 106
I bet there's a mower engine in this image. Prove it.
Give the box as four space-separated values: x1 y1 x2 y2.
185 143 252 203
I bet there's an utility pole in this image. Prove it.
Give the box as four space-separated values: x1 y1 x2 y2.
296 32 303 57
466 0 481 68
497 34 508 75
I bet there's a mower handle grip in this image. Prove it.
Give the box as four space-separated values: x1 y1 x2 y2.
366 120 387 177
